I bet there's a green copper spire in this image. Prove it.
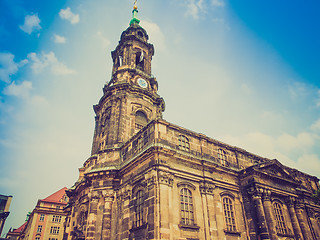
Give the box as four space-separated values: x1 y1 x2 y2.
130 0 140 25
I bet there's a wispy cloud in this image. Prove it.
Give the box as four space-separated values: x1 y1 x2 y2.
53 34 66 44
221 128 320 177
185 0 206 20
311 118 320 132
3 81 32 99
316 90 320 108
19 13 41 34
27 51 76 76
59 7 80 24
140 20 166 51
211 0 225 7
96 31 110 50
0 52 28 83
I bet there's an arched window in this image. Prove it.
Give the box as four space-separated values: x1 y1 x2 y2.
135 111 147 130
218 148 227 166
180 188 194 225
135 51 144 71
137 30 144 38
135 190 144 227
223 197 236 231
273 202 287 234
178 135 190 152
119 55 123 66
77 208 88 232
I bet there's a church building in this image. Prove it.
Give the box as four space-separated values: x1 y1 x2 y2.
63 4 320 240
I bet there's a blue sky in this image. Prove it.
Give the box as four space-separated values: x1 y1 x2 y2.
1 0 320 235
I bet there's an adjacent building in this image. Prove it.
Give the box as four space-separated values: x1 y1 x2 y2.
0 195 12 236
6 222 27 240
18 188 68 240
63 5 320 240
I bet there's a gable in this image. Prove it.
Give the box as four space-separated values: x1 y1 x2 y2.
254 160 297 182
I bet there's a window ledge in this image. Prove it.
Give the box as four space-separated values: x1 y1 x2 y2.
178 224 200 231
224 229 241 236
130 223 147 232
277 232 294 238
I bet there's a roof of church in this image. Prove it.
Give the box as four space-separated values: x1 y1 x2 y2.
41 187 67 204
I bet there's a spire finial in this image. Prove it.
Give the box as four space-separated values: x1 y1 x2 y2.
130 0 140 25
134 0 138 10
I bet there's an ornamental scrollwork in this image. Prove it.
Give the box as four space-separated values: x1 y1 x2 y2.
102 189 115 201
158 171 174 186
146 176 156 187
247 186 263 198
199 181 215 195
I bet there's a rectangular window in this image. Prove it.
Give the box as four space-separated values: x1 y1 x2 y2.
52 215 62 223
39 214 45 221
37 225 42 233
50 226 60 235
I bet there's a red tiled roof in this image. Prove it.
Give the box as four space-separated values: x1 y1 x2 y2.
12 222 27 233
41 187 67 204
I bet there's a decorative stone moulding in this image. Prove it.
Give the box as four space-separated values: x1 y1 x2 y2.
199 181 215 195
158 171 174 186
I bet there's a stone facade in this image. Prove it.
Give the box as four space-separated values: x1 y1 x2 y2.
63 9 320 240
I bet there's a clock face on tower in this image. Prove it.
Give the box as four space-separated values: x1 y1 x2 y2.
137 78 148 88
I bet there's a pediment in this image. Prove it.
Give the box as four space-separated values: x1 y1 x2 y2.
254 159 296 182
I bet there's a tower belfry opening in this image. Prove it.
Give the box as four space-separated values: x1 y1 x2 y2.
63 4 320 240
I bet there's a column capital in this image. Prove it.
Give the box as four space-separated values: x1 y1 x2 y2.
102 190 114 201
247 186 264 199
306 207 315 218
199 181 215 195
295 199 305 209
285 196 297 206
88 190 101 201
158 171 174 186
261 189 272 201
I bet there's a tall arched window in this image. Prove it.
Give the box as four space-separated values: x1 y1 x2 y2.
135 111 147 130
223 197 236 231
273 202 287 234
178 135 190 152
180 188 194 225
135 51 144 71
78 210 88 232
218 148 227 166
135 190 144 227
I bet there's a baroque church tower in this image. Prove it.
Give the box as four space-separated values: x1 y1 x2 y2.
64 4 320 240
90 5 164 154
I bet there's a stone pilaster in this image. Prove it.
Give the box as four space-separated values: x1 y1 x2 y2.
101 190 115 239
261 189 277 240
242 194 258 240
286 197 303 239
295 202 313 240
87 192 99 240
248 186 270 240
199 181 215 239
158 171 173 239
